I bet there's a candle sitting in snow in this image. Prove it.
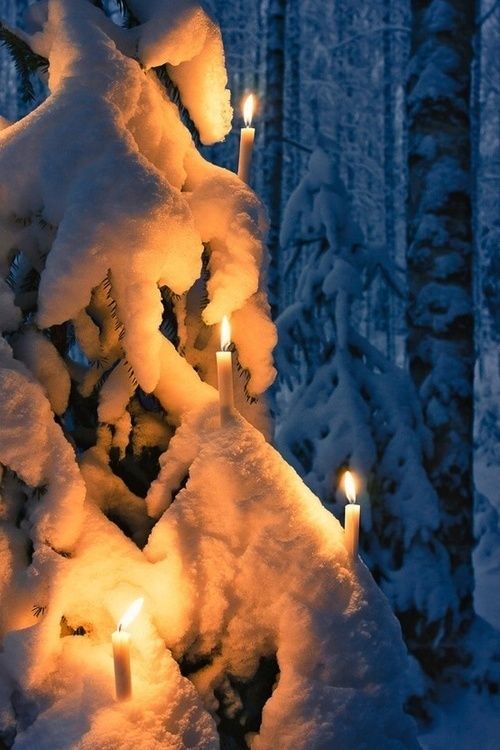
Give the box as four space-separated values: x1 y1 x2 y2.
216 315 235 426
237 94 255 183
112 597 143 701
343 470 360 560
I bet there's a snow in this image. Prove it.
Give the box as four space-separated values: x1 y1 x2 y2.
127 0 232 144
275 147 460 665
419 689 500 750
0 338 85 553
0 3 422 748
0 278 21 332
12 328 71 416
1 407 419 748
2 507 220 750
0 0 274 400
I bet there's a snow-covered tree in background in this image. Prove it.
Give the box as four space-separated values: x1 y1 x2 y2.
0 1 420 748
274 146 462 699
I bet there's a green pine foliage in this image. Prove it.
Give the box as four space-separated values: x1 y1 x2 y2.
0 22 48 104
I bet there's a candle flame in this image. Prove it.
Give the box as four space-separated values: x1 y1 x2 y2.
344 471 357 504
243 94 254 127
220 315 231 351
118 597 143 631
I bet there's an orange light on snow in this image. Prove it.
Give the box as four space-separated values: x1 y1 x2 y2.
343 470 357 504
243 94 255 127
220 315 231 351
118 597 144 631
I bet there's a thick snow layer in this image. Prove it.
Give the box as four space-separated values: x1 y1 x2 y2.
0 409 419 749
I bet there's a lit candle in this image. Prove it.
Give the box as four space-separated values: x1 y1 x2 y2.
112 597 143 701
343 471 360 560
216 315 235 426
237 94 255 183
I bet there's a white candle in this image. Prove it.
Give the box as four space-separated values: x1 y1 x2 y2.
112 597 143 701
216 315 235 426
343 470 360 560
237 94 255 183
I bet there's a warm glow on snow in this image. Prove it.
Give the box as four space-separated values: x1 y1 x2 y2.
344 470 357 504
243 94 255 127
220 315 231 350
118 597 144 631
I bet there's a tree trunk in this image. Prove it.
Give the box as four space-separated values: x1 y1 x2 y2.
263 0 286 315
407 0 475 675
383 0 397 362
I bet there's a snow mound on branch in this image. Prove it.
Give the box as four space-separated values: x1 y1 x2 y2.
0 338 85 552
0 408 418 749
12 328 71 416
0 0 274 398
127 0 232 144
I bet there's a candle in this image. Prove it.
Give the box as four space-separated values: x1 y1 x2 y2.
343 470 360 560
112 597 143 701
237 94 255 183
216 315 235 426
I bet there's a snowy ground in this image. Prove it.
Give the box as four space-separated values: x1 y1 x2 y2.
419 690 500 750
419 454 500 750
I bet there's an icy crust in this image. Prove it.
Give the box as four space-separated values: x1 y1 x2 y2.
0 339 85 552
0 409 418 749
0 0 275 399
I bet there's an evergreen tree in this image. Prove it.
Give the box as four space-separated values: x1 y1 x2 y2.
274 147 461 704
0 3 419 748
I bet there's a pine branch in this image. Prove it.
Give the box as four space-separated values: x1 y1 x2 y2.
115 0 139 28
5 254 21 290
20 267 40 294
0 22 48 104
103 273 126 338
230 344 258 404
154 64 201 146
94 358 121 391
198 247 211 312
160 285 180 348
35 210 56 232
124 359 138 388
32 483 48 499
